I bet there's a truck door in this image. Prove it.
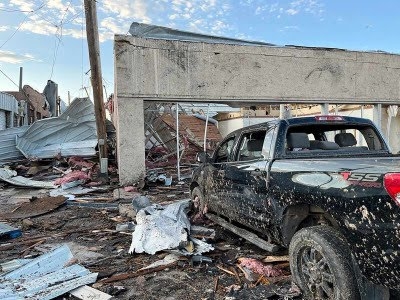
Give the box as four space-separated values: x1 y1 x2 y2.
217 126 276 228
203 135 236 213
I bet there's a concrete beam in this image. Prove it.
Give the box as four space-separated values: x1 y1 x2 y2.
115 35 400 105
114 35 400 184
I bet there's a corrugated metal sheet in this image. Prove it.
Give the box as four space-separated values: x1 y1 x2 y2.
0 244 98 299
0 259 32 275
0 92 18 113
16 98 98 159
0 126 28 164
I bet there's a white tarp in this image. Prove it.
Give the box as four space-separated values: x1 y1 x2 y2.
129 200 191 255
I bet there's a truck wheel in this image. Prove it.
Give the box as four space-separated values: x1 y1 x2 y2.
289 226 360 300
191 186 206 214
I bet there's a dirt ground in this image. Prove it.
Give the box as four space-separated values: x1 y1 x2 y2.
0 176 300 300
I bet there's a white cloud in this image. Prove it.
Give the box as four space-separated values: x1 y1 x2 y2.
47 0 76 14
20 19 58 36
101 0 151 23
9 0 35 12
286 8 298 15
287 0 324 16
0 26 9 32
0 50 36 64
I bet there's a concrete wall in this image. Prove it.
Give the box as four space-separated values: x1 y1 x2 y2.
114 35 400 184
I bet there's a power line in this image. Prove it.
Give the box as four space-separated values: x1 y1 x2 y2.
0 3 46 13
0 15 29 49
49 1 73 79
0 2 47 50
0 69 19 88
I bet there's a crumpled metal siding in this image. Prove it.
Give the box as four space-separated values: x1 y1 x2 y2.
15 97 98 159
0 126 28 165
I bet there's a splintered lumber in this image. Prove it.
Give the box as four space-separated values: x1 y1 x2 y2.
263 255 289 263
101 261 178 284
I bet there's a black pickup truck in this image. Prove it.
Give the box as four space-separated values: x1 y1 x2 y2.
190 115 400 299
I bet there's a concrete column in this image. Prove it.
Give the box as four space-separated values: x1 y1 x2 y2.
373 103 382 131
115 96 145 185
320 103 329 115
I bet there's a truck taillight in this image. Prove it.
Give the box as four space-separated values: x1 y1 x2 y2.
383 173 400 207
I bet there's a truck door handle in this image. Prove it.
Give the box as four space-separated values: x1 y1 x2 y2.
218 170 225 176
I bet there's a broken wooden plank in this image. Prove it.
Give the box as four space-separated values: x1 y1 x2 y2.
101 260 179 284
70 285 113 300
206 213 279 253
263 255 289 263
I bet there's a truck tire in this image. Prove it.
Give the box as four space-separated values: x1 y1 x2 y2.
289 225 360 300
191 186 206 214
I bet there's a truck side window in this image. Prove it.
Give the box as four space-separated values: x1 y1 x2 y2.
237 130 267 161
214 137 235 163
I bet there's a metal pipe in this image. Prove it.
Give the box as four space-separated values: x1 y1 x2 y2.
204 103 210 152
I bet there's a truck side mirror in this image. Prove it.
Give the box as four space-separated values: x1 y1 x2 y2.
197 152 210 163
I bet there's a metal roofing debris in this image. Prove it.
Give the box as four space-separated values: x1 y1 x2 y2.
16 97 98 160
0 167 56 189
0 259 32 275
0 126 29 164
0 222 22 239
0 244 98 300
129 22 275 47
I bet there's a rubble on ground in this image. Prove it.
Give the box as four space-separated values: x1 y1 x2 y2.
0 123 298 299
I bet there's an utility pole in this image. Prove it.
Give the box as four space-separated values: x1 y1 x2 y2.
84 0 108 162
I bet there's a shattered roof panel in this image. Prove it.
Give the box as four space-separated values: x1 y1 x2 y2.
0 126 28 164
15 98 98 159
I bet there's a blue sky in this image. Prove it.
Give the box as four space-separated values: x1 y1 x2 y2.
1 0 400 103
